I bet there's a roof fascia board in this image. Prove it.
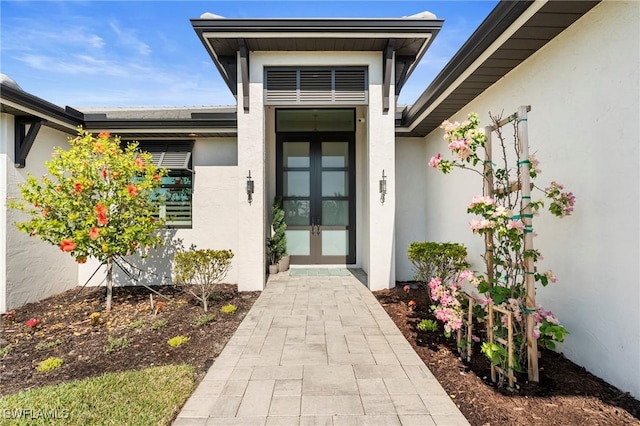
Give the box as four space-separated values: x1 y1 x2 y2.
191 18 443 32
0 84 82 131
84 119 237 130
200 31 438 39
402 0 538 130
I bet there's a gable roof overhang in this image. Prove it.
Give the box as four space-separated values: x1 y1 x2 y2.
191 18 444 104
397 0 602 137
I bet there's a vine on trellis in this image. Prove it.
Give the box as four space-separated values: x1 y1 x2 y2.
428 107 574 385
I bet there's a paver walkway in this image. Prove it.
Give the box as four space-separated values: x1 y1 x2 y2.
174 271 470 426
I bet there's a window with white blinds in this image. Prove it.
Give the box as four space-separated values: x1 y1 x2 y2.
265 67 368 105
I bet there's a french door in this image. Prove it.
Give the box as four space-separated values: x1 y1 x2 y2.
276 132 356 264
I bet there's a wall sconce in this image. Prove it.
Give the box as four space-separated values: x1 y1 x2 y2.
379 169 387 204
246 170 254 205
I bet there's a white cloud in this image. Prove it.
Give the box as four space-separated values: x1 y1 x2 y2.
108 21 151 56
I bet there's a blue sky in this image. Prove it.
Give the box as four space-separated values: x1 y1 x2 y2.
1 1 498 108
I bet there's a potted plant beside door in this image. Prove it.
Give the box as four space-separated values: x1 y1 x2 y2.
271 197 289 272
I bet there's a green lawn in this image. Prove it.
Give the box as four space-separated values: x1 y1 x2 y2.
0 365 195 425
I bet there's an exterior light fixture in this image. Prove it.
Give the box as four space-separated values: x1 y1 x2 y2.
379 169 387 204
246 170 254 205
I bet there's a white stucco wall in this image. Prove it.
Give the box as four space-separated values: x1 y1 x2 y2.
419 0 639 397
395 137 429 282
243 51 396 290
79 137 240 287
1 116 78 312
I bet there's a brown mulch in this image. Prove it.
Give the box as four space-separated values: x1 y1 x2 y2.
0 285 259 397
374 285 640 426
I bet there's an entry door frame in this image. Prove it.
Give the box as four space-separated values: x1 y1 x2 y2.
276 131 356 265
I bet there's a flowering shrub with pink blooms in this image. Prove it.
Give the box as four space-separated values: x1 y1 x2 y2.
428 112 571 380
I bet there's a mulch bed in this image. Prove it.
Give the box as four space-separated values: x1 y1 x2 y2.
374 285 640 426
0 285 259 397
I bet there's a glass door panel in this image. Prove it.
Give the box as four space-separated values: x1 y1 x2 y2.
277 112 355 264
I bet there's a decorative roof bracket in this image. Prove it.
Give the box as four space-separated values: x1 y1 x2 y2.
394 56 414 96
382 39 395 113
14 117 44 168
238 38 250 113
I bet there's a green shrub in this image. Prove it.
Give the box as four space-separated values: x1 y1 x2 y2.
220 304 237 314
0 344 13 358
167 336 190 348
105 335 129 354
129 319 144 329
267 197 287 264
417 319 438 332
193 314 216 328
36 339 62 351
151 319 168 330
36 357 63 372
407 242 469 284
173 248 234 312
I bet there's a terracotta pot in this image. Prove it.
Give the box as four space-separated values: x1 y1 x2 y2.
268 264 279 275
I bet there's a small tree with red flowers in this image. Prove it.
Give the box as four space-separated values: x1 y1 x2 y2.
10 129 167 310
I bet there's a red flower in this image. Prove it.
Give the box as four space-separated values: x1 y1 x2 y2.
94 142 104 154
135 157 145 168
89 227 100 240
127 185 139 197
98 132 111 139
403 285 410 293
152 174 160 181
60 239 77 252
76 256 87 264
74 182 83 193
25 318 40 328
96 204 108 225
101 168 108 178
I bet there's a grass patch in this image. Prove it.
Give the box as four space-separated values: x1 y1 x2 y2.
0 365 195 425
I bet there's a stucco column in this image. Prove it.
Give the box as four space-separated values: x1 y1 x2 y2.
0 113 10 313
367 64 396 291
236 54 266 291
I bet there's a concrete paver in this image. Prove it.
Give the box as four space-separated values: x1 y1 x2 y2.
174 272 469 425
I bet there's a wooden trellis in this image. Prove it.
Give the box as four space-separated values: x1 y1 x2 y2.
487 304 516 388
483 105 539 383
456 293 475 362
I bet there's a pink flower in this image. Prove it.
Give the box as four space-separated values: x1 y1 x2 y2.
403 285 410 293
468 195 495 209
458 270 474 282
469 219 495 234
506 219 525 232
545 270 558 283
428 154 442 168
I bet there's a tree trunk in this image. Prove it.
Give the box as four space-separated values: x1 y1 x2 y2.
106 258 113 312
203 296 208 313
